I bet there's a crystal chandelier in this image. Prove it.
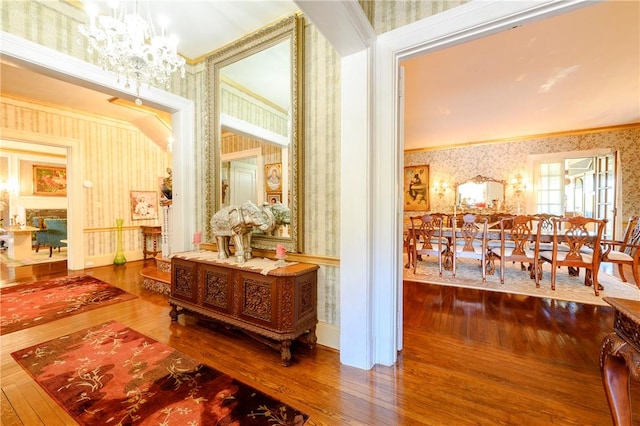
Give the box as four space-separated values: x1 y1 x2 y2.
78 1 186 104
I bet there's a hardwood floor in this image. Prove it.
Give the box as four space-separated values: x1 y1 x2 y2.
1 259 639 425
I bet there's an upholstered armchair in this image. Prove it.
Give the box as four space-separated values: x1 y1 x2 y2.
33 217 49 253
43 218 67 257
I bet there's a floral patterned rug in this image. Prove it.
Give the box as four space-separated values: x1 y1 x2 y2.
0 275 137 335
11 321 310 425
404 256 640 306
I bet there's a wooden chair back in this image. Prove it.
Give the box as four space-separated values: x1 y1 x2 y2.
452 213 489 281
490 215 540 284
538 216 606 295
409 214 448 275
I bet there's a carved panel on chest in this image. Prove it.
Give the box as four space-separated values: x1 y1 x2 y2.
171 258 197 303
241 277 274 323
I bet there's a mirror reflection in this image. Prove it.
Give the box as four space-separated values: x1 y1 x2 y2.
206 14 302 252
456 175 506 210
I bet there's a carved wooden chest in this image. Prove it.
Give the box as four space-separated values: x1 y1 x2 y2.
169 252 318 366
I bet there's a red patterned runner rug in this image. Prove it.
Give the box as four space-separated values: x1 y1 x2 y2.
11 321 310 425
0 276 137 335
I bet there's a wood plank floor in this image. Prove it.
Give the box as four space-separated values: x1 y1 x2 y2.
1 259 639 425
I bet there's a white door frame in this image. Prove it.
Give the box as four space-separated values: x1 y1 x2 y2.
367 0 591 367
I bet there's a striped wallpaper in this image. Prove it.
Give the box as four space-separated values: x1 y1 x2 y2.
1 97 170 259
1 0 462 328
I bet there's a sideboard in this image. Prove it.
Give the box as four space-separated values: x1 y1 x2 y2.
169 251 318 366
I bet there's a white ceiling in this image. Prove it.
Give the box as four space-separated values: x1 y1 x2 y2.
1 0 638 151
402 0 640 150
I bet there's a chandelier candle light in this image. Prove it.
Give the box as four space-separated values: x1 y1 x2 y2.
78 0 186 104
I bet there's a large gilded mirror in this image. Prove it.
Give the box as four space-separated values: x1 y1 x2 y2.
455 175 506 210
205 14 303 252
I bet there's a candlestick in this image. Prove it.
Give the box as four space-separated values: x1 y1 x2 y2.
193 231 202 244
275 244 286 267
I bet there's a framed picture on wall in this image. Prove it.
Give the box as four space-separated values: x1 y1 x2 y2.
404 165 429 211
267 193 281 204
265 163 282 193
130 191 159 220
32 165 67 196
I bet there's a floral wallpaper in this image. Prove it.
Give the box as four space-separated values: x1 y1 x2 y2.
405 126 640 228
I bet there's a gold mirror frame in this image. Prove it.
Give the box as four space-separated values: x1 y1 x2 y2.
205 14 303 252
455 174 506 210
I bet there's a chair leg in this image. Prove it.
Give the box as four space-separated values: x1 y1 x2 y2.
49 246 53 257
586 269 599 296
35 242 39 253
617 264 628 282
632 263 640 289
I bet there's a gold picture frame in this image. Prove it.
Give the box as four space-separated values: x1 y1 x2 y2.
404 165 430 211
265 163 282 193
267 193 281 204
32 165 67 196
129 191 159 220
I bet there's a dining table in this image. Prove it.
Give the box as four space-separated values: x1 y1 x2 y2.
405 224 599 278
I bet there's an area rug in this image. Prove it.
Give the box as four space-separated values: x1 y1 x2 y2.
0 247 67 267
404 256 640 306
0 276 137 335
11 321 310 426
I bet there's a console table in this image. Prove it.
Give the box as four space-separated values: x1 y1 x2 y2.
141 225 162 259
5 226 39 260
169 251 318 366
600 297 640 425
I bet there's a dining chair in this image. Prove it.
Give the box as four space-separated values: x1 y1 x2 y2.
409 214 449 275
536 216 606 296
452 213 489 281
33 217 49 253
489 215 541 284
600 215 640 287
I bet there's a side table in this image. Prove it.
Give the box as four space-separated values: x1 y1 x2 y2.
600 297 640 426
141 225 162 259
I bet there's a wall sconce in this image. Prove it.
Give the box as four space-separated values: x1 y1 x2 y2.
0 180 17 198
434 180 448 198
512 174 527 197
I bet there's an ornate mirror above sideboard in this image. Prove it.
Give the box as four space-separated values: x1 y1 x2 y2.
205 14 303 252
455 175 506 210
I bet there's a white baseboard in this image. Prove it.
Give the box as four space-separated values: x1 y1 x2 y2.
316 321 340 350
83 251 144 268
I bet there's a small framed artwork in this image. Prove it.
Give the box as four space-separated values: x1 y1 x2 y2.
265 163 282 192
130 190 159 220
404 165 430 211
267 193 281 204
33 165 67 196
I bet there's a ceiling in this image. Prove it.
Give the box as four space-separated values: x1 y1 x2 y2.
402 0 640 150
1 1 638 152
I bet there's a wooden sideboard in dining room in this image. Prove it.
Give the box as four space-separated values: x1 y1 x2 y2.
169 251 318 366
600 297 640 426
